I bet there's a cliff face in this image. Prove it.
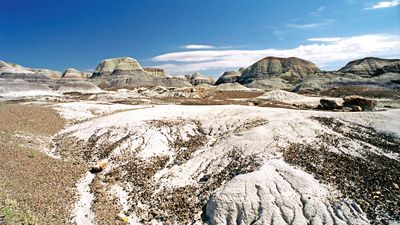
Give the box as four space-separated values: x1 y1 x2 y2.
338 57 400 76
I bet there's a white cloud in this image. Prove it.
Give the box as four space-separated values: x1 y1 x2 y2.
365 0 400 9
152 34 400 74
181 44 215 49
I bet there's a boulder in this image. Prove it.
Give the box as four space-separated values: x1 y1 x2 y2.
90 162 107 174
319 99 342 110
343 95 377 111
238 57 320 84
338 57 400 76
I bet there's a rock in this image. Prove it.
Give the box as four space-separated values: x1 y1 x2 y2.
116 213 129 223
90 162 107 174
343 95 377 111
62 68 89 80
320 99 342 110
187 72 215 85
237 57 320 84
338 57 400 76
215 70 241 85
352 105 363 112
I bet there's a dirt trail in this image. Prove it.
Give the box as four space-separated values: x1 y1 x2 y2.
0 103 86 224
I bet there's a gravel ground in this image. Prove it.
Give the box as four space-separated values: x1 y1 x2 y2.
0 103 86 224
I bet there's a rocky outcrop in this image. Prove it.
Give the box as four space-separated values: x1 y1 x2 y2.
187 72 215 85
374 61 400 76
143 67 167 77
215 70 241 85
238 57 320 84
62 68 89 80
338 57 400 76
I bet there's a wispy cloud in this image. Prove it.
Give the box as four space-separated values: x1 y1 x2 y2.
152 34 400 74
286 19 333 29
181 44 215 49
364 0 400 9
286 22 327 29
310 6 326 17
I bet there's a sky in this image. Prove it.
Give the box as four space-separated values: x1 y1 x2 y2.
0 0 399 77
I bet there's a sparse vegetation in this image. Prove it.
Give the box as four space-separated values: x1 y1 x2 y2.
0 198 38 225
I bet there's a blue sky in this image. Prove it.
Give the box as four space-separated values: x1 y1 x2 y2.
0 0 399 77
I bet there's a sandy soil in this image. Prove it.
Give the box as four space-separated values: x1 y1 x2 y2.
0 103 86 224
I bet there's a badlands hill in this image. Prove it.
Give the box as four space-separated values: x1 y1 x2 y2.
62 68 89 80
214 56 400 92
186 72 215 85
90 57 191 88
0 60 59 81
339 57 400 76
215 70 242 85
91 57 145 78
237 57 321 84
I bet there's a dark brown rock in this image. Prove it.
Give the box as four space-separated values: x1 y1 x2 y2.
319 99 342 110
343 95 377 111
